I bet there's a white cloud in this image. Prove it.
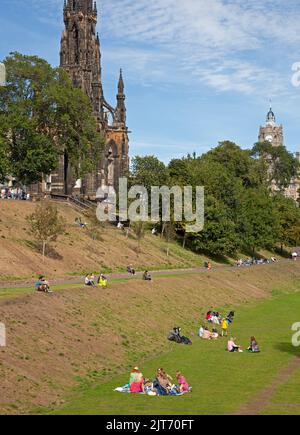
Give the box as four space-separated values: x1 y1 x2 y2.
4 0 300 96
100 0 300 95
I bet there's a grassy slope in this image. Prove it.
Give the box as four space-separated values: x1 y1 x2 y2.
0 201 289 282
54 292 300 415
0 201 204 281
0 262 299 414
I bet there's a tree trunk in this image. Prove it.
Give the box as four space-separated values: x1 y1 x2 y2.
182 233 187 249
42 241 46 262
161 222 166 239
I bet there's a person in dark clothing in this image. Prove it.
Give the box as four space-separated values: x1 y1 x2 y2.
143 271 152 281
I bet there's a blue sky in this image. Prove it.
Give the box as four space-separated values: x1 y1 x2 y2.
1 0 300 162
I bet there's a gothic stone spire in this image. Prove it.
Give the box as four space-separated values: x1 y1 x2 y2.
114 69 126 127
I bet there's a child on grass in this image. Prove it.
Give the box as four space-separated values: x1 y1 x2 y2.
221 318 228 337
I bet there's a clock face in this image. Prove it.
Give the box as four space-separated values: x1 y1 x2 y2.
266 135 273 142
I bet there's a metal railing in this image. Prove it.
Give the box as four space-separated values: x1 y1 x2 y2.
50 193 96 211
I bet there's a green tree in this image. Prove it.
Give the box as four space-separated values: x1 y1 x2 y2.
0 139 10 182
251 142 299 190
186 195 239 256
27 201 66 261
131 221 146 254
237 188 280 253
273 194 300 251
130 156 169 192
203 141 261 187
0 52 104 185
168 159 191 185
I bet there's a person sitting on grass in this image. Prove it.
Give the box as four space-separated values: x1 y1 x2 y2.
211 328 219 339
153 368 172 396
227 337 243 353
168 327 182 343
206 311 213 322
198 325 205 338
35 276 51 293
85 274 96 287
127 265 136 276
75 217 87 229
247 336 260 353
176 371 190 394
212 312 221 325
98 273 108 288
129 367 145 394
143 270 152 281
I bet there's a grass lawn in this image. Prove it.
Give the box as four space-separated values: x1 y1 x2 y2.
50 290 300 415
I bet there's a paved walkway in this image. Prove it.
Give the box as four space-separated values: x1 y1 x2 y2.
0 267 212 289
0 260 292 289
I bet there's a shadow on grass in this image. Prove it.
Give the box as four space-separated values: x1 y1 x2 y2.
240 247 265 260
274 342 300 358
25 240 63 260
273 247 291 259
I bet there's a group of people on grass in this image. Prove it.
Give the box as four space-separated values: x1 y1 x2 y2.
85 273 108 288
236 257 278 267
0 186 29 200
205 310 234 327
128 366 190 396
36 265 151 294
227 336 260 353
129 266 152 281
200 309 260 353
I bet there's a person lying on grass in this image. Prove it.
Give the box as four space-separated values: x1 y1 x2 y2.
247 336 260 353
227 337 243 353
202 327 213 340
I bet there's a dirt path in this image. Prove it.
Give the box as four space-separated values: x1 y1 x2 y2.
233 356 300 415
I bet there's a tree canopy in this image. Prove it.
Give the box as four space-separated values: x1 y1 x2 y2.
130 140 300 257
0 52 105 185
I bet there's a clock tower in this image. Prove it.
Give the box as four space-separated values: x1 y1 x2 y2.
258 107 284 147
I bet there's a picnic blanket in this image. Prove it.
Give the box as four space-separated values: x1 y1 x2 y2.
114 384 191 396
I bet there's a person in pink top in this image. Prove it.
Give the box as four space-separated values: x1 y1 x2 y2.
176 371 190 393
227 337 243 353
